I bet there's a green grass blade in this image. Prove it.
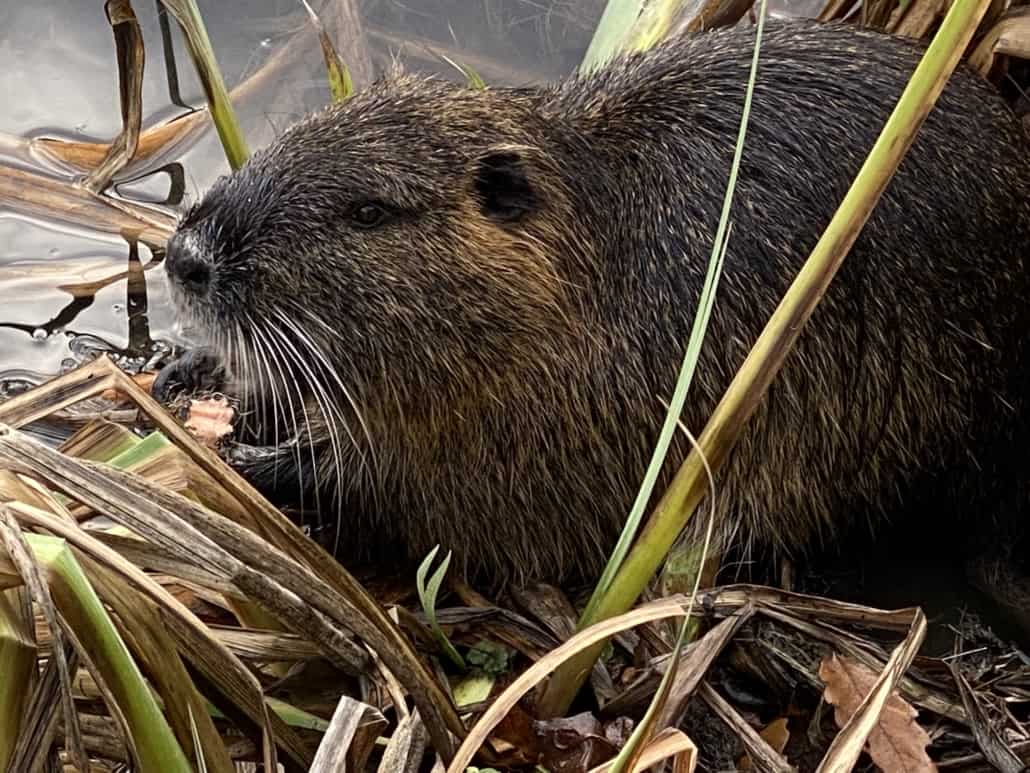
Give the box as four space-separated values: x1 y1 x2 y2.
160 0 250 169
580 0 645 74
578 0 765 630
300 0 355 103
206 695 331 731
438 54 487 90
27 533 193 773
416 546 466 670
541 0 768 717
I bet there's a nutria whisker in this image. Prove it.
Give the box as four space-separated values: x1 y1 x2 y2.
274 306 378 476
237 313 283 487
262 316 362 532
271 310 375 524
249 314 324 520
227 320 256 431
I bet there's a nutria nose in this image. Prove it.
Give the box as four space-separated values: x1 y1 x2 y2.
164 231 213 293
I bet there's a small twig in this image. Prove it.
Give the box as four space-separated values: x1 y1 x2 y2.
949 663 1026 773
700 681 795 773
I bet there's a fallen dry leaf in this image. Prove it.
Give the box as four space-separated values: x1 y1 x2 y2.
738 717 790 770
184 397 235 447
819 654 936 773
532 712 619 772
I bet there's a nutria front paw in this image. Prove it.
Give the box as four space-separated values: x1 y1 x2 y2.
152 347 227 404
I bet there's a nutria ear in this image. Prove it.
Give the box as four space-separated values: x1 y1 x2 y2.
473 147 540 222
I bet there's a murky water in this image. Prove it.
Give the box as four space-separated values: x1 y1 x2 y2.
0 0 822 393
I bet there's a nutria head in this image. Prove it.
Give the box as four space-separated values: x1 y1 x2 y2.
166 75 589 368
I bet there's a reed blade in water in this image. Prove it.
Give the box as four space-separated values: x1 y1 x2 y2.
160 0 250 169
300 0 355 104
85 0 146 193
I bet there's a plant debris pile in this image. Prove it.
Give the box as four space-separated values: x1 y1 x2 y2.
0 358 1026 771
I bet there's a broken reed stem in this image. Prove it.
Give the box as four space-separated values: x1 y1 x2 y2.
160 0 250 169
84 0 145 193
536 0 993 718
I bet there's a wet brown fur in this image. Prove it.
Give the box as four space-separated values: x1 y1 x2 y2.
158 20 1030 594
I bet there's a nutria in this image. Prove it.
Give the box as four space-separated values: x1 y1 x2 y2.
155 20 1030 602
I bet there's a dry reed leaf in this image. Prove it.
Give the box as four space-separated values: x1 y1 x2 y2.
308 694 388 772
588 727 697 773
968 7 1030 75
84 0 145 193
58 420 139 462
446 595 692 772
207 624 321 662
756 601 964 725
693 584 919 632
948 663 1025 773
8 645 79 771
31 3 315 175
655 607 754 730
99 372 157 405
0 511 88 770
819 653 936 773
184 396 235 447
0 433 369 677
679 0 755 33
34 113 203 173
889 0 948 37
0 356 465 758
91 532 237 598
0 165 175 249
377 710 429 773
5 501 312 768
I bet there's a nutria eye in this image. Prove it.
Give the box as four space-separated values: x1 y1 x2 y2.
352 203 387 228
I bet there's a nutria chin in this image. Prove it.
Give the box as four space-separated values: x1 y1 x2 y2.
155 19 1030 600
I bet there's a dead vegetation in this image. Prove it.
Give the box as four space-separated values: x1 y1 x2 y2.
1 357 1027 769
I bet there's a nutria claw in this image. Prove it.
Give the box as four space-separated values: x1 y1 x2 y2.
152 347 227 405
